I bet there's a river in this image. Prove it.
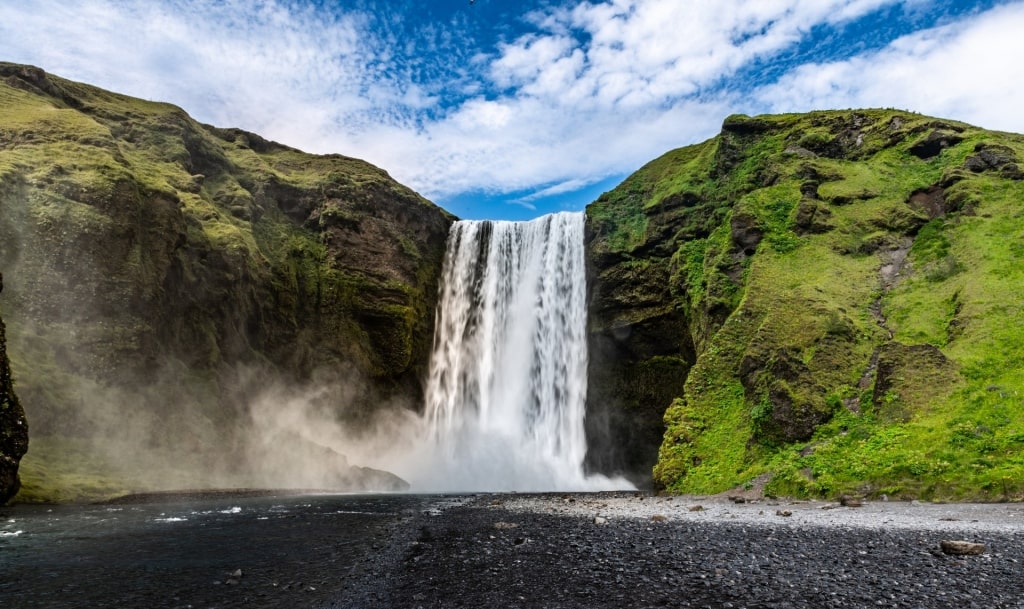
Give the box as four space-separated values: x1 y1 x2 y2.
0 492 446 609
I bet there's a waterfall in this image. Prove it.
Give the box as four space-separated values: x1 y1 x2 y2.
416 211 625 491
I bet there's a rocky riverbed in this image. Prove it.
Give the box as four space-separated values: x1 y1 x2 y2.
342 492 1024 608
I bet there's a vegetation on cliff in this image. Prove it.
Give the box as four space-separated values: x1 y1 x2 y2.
0 63 453 501
586 109 1024 500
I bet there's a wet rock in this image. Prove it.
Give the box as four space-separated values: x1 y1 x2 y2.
0 273 28 505
940 540 985 556
776 510 792 517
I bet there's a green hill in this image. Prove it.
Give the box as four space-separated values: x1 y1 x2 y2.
0 63 452 502
585 110 1024 500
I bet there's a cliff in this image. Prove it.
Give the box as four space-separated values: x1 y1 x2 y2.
585 110 1024 500
0 63 453 500
0 273 28 503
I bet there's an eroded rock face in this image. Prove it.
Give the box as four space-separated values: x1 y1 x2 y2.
0 274 29 504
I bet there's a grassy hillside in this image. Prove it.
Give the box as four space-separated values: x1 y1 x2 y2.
586 109 1024 500
0 63 453 501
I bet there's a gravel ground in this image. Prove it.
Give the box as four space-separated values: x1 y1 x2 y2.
340 492 1024 609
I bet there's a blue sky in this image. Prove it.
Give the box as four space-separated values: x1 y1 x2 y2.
2 0 1023 220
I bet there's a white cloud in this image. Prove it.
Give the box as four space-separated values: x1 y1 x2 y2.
754 2 1024 133
2 0 1022 218
0 0 415 148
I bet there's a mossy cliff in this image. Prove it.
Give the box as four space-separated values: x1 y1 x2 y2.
585 110 1024 500
0 63 453 500
0 273 29 503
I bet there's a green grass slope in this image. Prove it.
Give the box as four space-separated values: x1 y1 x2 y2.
586 109 1024 500
0 63 453 502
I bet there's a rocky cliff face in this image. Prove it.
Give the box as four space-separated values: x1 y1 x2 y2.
585 110 1024 500
0 273 29 503
0 63 453 500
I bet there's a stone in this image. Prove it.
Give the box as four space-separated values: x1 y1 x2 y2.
839 496 863 508
593 516 608 525
940 540 985 556
964 143 1020 174
776 510 792 517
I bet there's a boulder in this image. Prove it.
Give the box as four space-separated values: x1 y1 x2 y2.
940 540 985 556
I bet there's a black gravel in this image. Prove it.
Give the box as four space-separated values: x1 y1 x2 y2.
339 495 1024 609
4 493 1023 608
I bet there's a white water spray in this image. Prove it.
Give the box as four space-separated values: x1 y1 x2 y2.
414 212 628 491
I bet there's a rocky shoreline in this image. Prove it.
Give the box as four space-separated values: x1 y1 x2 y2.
5 491 1023 608
340 492 1024 608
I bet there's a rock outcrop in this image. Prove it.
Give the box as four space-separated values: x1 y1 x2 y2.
0 273 29 503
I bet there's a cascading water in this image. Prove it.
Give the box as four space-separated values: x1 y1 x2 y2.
416 211 627 491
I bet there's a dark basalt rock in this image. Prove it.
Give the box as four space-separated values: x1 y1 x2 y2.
909 130 964 159
0 273 29 504
964 143 1022 179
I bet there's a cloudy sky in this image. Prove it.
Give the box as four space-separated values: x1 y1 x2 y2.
2 0 1022 220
